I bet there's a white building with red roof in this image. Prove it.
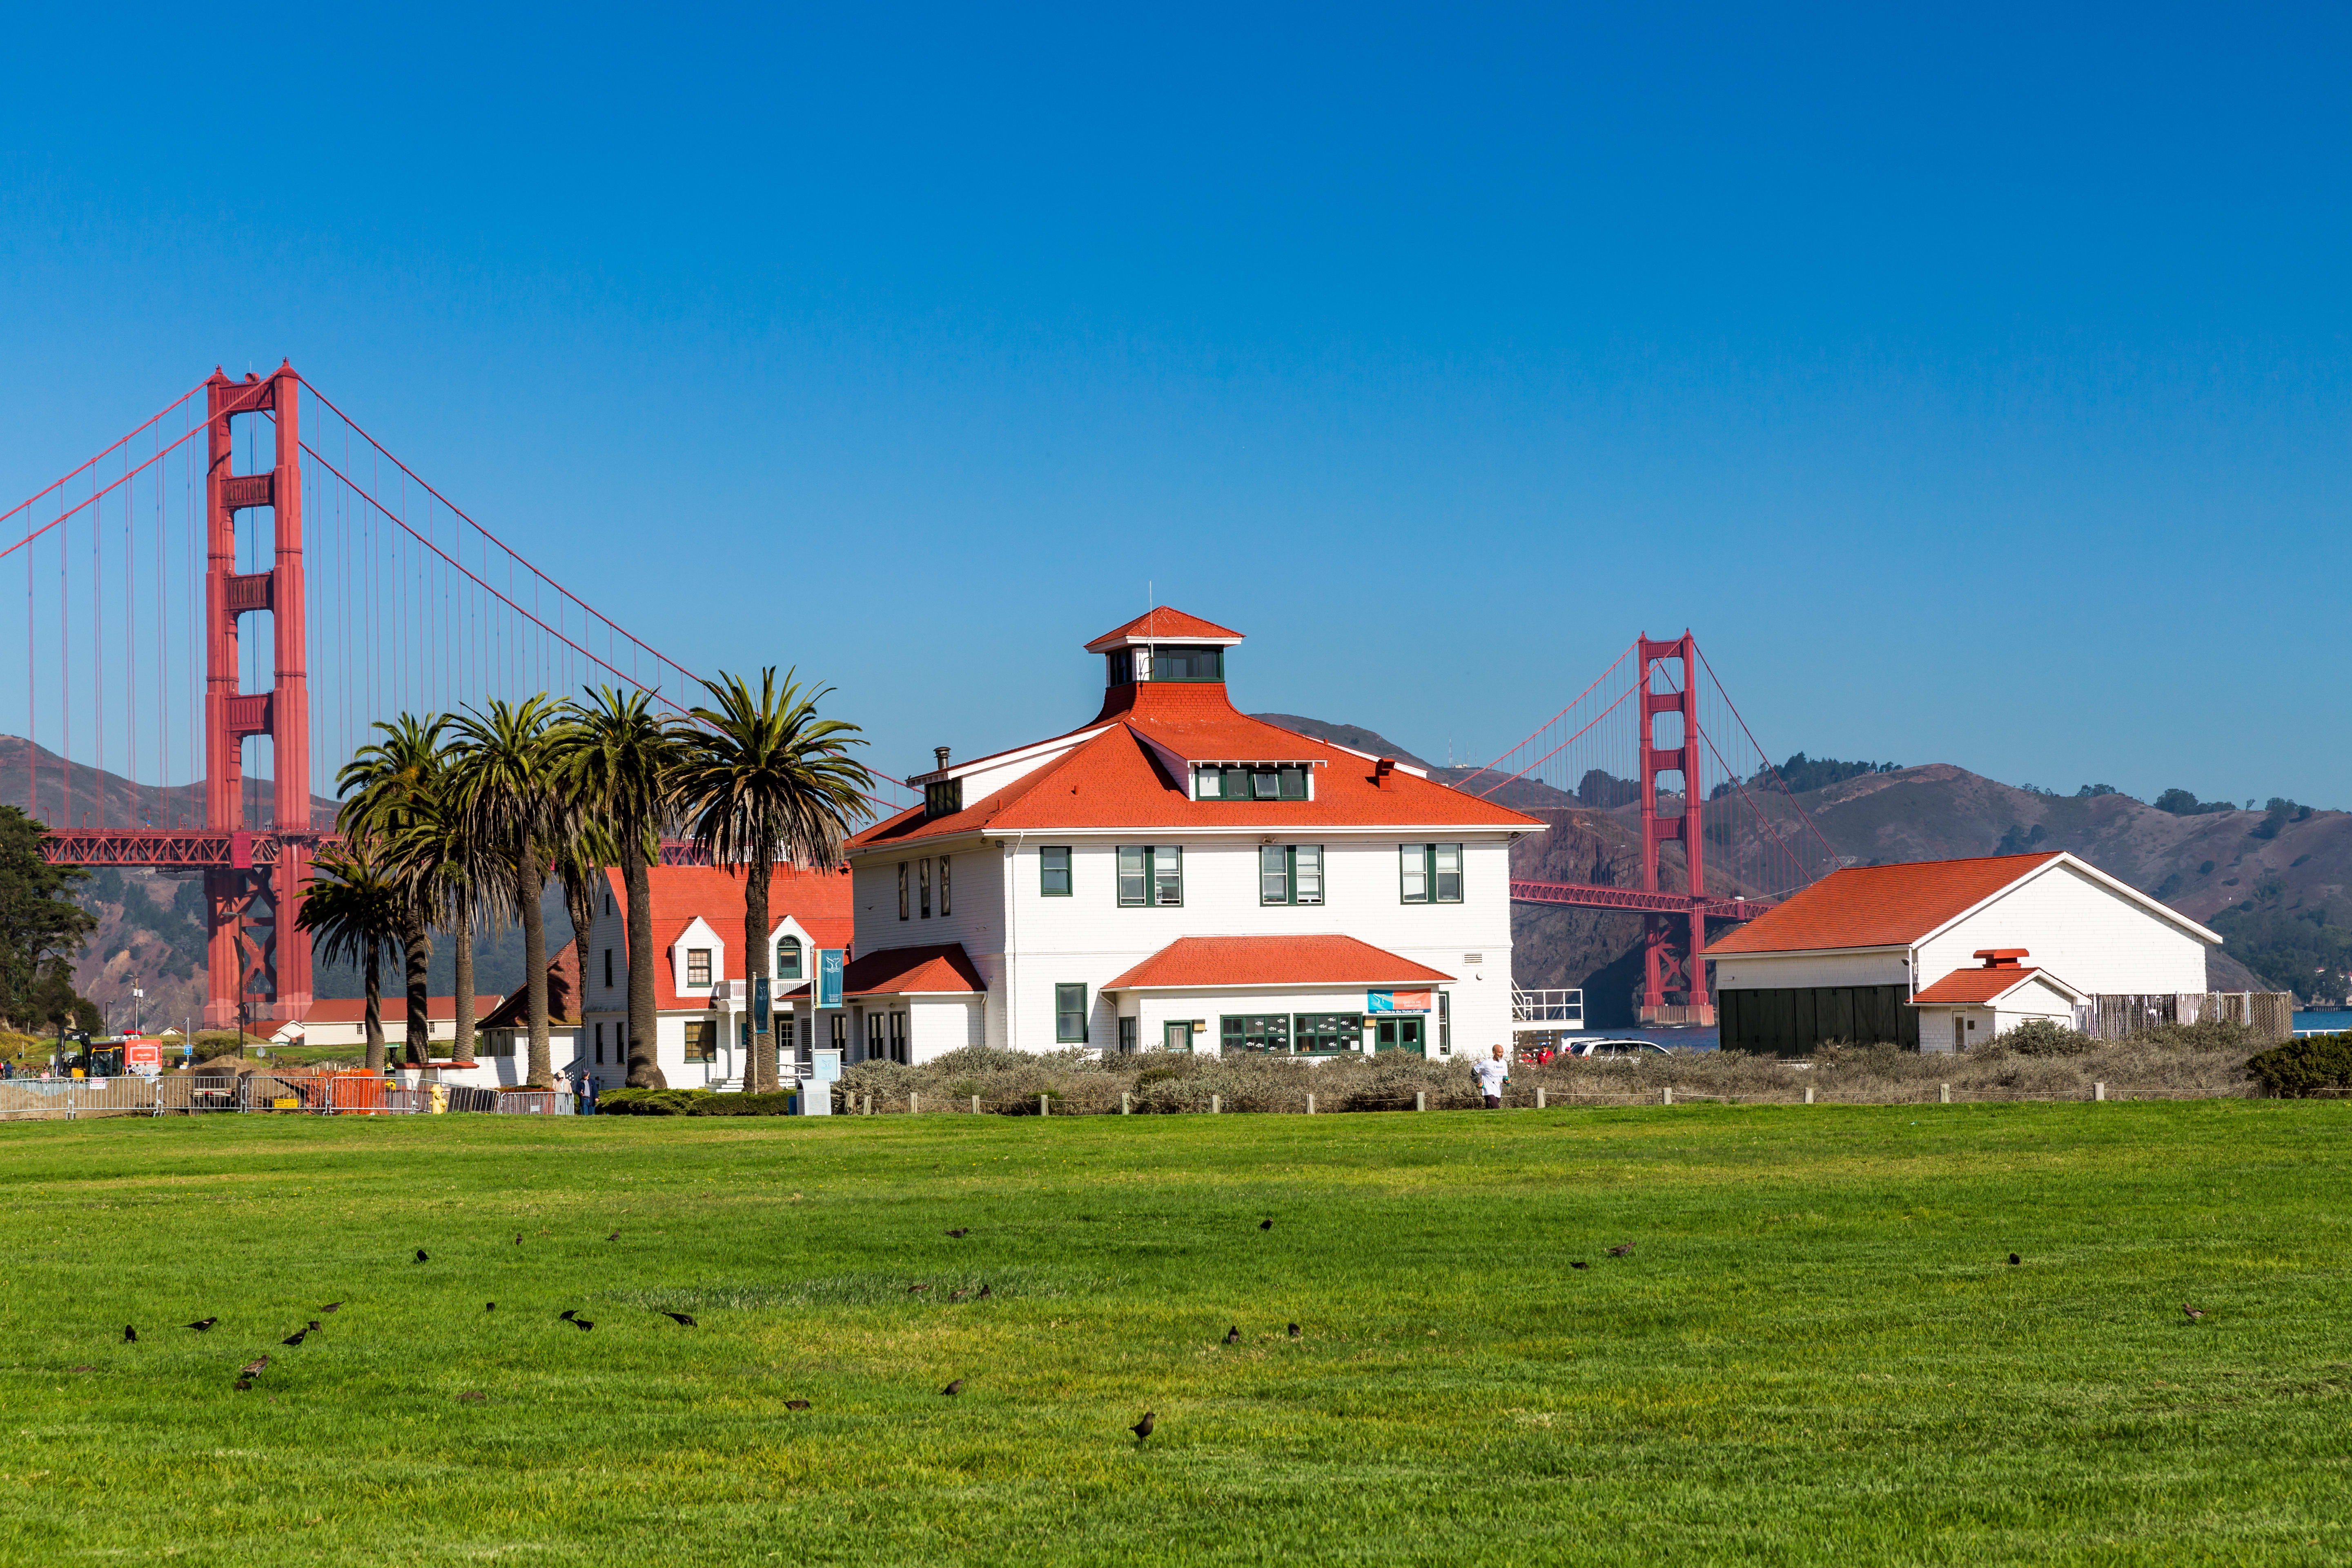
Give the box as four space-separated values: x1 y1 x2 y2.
577 863 854 1089
1703 851 2219 1054
839 608 1546 1063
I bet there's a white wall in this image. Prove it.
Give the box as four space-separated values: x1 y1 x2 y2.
1919 862 2210 996
849 833 1517 1059
1711 950 1912 991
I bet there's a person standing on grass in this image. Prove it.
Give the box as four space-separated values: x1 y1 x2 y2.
1472 1044 1510 1109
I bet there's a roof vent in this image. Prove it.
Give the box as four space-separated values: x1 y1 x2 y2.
934 746 951 772
1974 948 2029 969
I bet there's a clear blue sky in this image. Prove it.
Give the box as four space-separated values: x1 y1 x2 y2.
3 5 2346 806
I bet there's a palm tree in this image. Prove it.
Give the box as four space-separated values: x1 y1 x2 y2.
448 696 563 1087
385 759 501 1065
337 714 447 1065
671 669 875 1094
296 844 402 1073
550 687 680 1089
548 813 619 1069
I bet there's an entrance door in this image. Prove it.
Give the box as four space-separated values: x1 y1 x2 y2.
1375 1018 1426 1057
1954 1017 1968 1054
1163 1021 1193 1053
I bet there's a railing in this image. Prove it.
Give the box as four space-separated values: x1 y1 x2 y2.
1512 987 1586 1029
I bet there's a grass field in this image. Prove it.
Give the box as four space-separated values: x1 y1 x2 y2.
2 1102 2348 1566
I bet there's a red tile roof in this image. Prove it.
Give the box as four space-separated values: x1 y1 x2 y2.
1703 853 2064 956
479 941 582 1029
843 943 986 996
1910 966 2048 1005
1084 607 1245 650
598 863 856 1010
1103 935 1455 991
850 685 1540 849
287 994 506 1027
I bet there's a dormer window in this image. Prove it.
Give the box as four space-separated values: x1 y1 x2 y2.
924 777 963 818
686 948 713 988
1195 765 1310 801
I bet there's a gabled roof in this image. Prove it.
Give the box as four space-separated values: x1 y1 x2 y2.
1103 935 1455 991
598 863 856 1010
843 943 986 996
1704 853 2066 954
1085 607 1245 651
850 686 1541 850
1909 964 2085 1007
480 941 582 1029
1704 850 2219 957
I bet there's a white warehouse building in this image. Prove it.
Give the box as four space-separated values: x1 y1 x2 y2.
838 608 1547 1063
1704 850 2222 1054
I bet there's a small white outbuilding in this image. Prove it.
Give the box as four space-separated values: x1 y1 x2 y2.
1908 949 2087 1054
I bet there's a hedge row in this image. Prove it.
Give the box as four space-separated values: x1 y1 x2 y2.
597 1087 799 1116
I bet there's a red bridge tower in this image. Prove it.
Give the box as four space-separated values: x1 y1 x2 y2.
1638 632 1713 1026
202 365 314 1026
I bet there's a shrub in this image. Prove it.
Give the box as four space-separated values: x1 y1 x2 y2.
686 1091 798 1116
2132 1018 2268 1052
2246 1033 2352 1098
1994 1018 2094 1058
598 1087 714 1116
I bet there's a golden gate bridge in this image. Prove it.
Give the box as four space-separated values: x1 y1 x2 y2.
3 365 1840 1029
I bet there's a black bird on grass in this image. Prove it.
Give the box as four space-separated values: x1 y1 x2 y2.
572 1317 595 1332
1570 1261 1589 1270
415 1249 429 1264
785 1399 811 1410
1287 1323 1301 1339
941 1378 964 1396
559 1310 579 1321
282 1327 309 1347
122 1325 137 1343
233 1376 255 1393
907 1283 930 1294
320 1302 342 1314
514 1234 523 1245
1223 1325 1241 1345
976 1285 991 1299
1130 1411 1155 1444
2008 1254 2021 1266
661 1312 697 1327
184 1317 217 1332
1608 1243 1635 1258
485 1302 496 1312
1259 1219 1272 1231
945 1228 969 1238
238 1354 270 1380
2182 1303 2207 1322
606 1231 620 1242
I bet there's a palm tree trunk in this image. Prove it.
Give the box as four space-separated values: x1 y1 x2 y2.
363 941 385 1073
625 853 666 1088
745 852 772 1093
452 900 476 1062
520 831 550 1086
403 926 431 1066
564 876 595 1085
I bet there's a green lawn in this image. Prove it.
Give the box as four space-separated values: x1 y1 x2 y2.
2 1101 2347 1566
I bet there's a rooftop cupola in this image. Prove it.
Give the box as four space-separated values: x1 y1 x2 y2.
1084 607 1245 688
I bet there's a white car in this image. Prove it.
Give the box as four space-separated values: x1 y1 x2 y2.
1563 1038 1677 1061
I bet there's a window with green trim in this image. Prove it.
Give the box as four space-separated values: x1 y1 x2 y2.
1400 843 1463 903
1117 1016 1138 1054
938 856 951 917
1259 844 1325 905
1040 846 1072 897
776 935 803 980
683 1020 716 1062
1055 983 1088 1043
919 857 931 919
1219 1014 1291 1054
1117 844 1182 906
898 862 909 919
1293 1013 1361 1054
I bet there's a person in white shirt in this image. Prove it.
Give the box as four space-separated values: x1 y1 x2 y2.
1471 1045 1510 1109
